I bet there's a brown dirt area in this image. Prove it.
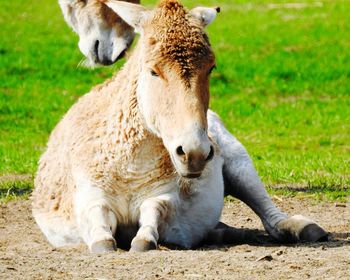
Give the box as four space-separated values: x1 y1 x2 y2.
0 197 349 280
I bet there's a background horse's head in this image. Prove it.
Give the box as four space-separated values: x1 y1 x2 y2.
59 0 140 65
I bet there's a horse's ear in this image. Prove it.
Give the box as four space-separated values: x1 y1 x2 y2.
189 6 220 27
101 0 147 33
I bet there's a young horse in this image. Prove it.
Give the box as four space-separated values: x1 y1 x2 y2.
33 0 225 252
33 0 327 253
59 0 328 245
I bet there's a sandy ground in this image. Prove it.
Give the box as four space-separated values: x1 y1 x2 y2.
0 197 349 280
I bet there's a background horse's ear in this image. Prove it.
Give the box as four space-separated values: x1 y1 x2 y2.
189 6 220 27
101 0 147 33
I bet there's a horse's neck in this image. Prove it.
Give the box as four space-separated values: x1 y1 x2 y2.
105 47 173 176
110 46 152 145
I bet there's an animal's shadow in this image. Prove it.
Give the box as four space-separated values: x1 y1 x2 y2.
200 228 350 250
115 223 350 251
170 230 350 251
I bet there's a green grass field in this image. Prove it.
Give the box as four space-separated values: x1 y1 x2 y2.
0 0 349 201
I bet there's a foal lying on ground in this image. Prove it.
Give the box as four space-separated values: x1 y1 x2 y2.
33 0 327 253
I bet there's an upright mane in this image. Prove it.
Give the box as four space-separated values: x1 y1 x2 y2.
144 0 214 81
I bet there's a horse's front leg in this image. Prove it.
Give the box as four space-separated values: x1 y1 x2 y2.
75 179 117 253
207 110 328 242
130 194 176 252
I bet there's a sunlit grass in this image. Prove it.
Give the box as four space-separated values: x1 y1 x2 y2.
0 0 349 200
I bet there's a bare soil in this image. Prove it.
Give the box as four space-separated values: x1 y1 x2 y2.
0 197 349 280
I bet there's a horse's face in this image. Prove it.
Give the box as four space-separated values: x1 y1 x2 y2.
106 0 219 178
59 0 140 65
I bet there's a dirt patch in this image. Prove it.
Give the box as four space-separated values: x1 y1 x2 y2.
0 198 349 280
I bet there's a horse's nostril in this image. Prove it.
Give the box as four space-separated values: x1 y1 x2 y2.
94 40 100 61
176 146 185 156
206 146 214 161
101 57 113 65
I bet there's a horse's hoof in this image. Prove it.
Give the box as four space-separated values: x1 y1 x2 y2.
91 239 116 253
275 215 328 243
130 238 156 252
299 223 328 242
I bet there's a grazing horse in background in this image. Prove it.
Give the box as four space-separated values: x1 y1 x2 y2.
41 0 327 251
59 0 140 65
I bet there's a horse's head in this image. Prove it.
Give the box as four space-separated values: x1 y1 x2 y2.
106 0 219 178
59 0 140 65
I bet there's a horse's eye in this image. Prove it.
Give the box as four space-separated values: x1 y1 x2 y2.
150 69 159 77
208 65 216 75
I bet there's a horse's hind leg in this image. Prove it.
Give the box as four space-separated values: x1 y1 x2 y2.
34 212 82 247
207 111 328 243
